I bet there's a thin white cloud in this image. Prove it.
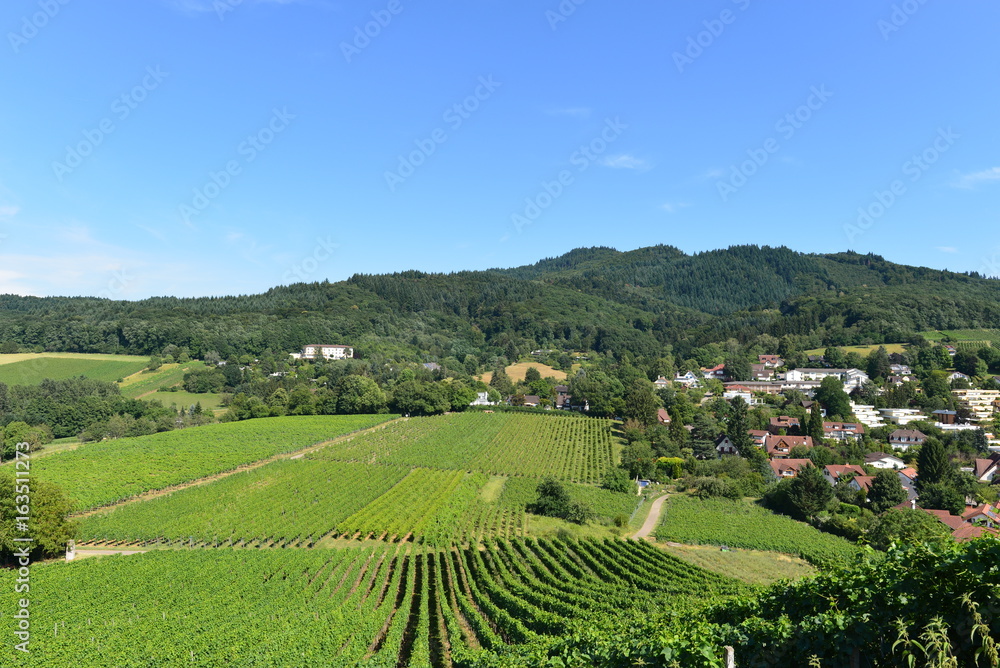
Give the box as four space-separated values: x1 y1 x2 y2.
952 167 1000 189
601 154 652 171
545 107 592 118
661 202 692 214
0 205 19 218
936 246 958 254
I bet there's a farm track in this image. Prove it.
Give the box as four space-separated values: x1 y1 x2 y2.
71 417 406 519
632 494 668 541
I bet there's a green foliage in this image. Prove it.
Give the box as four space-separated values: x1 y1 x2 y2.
918 482 966 516
0 473 77 560
601 468 633 494
867 508 952 551
814 375 852 419
0 356 148 386
787 464 834 521
868 469 908 513
916 437 951 492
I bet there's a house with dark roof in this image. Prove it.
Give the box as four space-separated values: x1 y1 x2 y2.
889 429 926 450
715 435 739 456
768 416 801 434
823 421 865 441
865 453 906 470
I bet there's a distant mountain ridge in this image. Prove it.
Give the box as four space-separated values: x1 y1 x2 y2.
0 245 998 361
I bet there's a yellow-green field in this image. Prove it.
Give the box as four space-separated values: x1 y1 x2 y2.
145 390 225 413
0 353 149 385
479 361 567 384
119 361 208 398
804 343 908 357
657 542 816 586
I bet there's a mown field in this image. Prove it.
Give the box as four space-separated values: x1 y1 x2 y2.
478 361 567 384
655 496 861 566
0 539 747 667
118 360 207 398
0 353 148 385
35 415 399 511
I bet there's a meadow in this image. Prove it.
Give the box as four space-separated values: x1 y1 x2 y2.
478 361 567 384
0 353 148 385
654 495 862 567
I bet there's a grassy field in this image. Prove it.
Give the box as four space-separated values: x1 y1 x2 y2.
0 353 148 385
479 361 568 384
655 495 861 567
804 343 908 357
118 361 206 397
658 543 816 586
145 389 224 412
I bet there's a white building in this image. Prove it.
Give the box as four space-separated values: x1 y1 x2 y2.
470 392 494 406
301 344 354 360
851 403 885 429
784 368 869 392
879 407 929 426
953 389 1000 424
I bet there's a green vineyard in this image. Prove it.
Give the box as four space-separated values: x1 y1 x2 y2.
35 414 399 511
0 538 746 667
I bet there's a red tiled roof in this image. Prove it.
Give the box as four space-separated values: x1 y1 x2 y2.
769 459 812 477
952 525 998 542
851 475 875 492
825 465 866 481
921 508 966 531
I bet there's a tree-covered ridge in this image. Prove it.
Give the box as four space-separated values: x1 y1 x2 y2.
0 244 998 360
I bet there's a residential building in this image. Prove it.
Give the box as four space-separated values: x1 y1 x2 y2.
784 368 870 391
715 435 739 456
749 430 768 448
890 364 912 376
674 371 700 388
653 376 670 390
422 362 441 372
769 459 813 478
701 364 726 380
865 453 906 470
765 434 814 459
948 371 971 383
823 464 866 486
768 416 801 434
898 468 918 502
849 476 875 497
889 429 927 450
300 344 354 360
470 392 494 406
823 421 865 441
880 408 929 426
851 403 885 429
750 364 773 381
953 389 1000 424
657 408 671 426
974 454 1000 483
554 385 572 409
933 409 958 425
758 355 784 368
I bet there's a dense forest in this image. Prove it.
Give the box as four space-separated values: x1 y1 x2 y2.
1 245 998 364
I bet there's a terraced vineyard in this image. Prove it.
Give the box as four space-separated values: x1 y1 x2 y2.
313 412 618 483
0 538 746 667
35 414 399 511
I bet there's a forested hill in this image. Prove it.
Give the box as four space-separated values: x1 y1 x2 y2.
1 245 998 362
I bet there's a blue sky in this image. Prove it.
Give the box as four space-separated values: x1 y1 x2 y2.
1 0 998 298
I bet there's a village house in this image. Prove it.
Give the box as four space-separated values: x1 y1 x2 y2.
947 371 971 383
880 407 929 426
750 364 773 381
769 458 813 478
749 430 768 448
554 385 572 409
973 454 1000 483
851 403 885 429
653 376 670 390
469 392 494 406
898 468 918 502
657 408 671 426
701 364 726 381
822 464 866 486
765 434 814 459
848 475 875 499
864 452 906 470
823 421 865 441
758 354 784 368
953 388 1000 424
768 416 801 434
933 409 958 425
715 435 739 456
889 428 926 450
673 371 700 388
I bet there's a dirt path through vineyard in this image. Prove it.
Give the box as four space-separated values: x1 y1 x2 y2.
632 494 668 540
